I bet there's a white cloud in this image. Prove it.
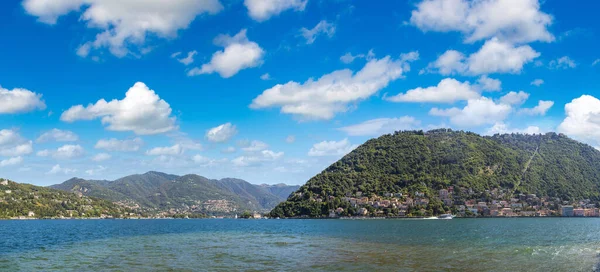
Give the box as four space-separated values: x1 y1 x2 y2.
36 129 78 143
206 123 237 143
244 0 307 21
61 82 177 135
188 29 265 78
308 138 357 157
409 0 554 43
430 97 512 127
499 91 529 106
0 157 23 167
593 59 600 66
476 75 502 92
174 50 197 66
420 50 467 75
423 38 540 75
47 164 76 175
191 154 225 167
0 85 46 114
38 144 85 159
0 129 33 157
146 144 183 156
530 79 544 86
300 20 335 44
251 54 418 120
92 153 111 162
558 95 600 146
85 165 106 176
339 117 421 137
340 50 375 64
386 78 480 103
466 38 540 74
232 150 284 166
285 135 296 143
23 0 224 57
485 122 543 135
242 140 269 152
95 137 144 152
260 73 271 80
548 56 577 69
221 146 236 154
519 100 554 116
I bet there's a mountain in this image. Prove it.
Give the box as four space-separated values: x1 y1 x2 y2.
270 129 600 218
258 184 301 200
0 178 134 219
51 172 296 215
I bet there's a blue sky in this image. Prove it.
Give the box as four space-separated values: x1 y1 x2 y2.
1 0 599 186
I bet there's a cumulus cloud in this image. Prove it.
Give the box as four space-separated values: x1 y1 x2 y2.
23 0 223 57
308 138 357 157
36 129 78 143
386 78 480 103
485 122 543 135
429 97 512 127
409 0 554 43
232 150 284 167
92 153 111 162
519 100 554 116
47 164 76 175
61 82 177 135
251 54 418 120
85 165 107 176
206 123 237 143
548 56 577 69
0 85 46 114
95 137 144 152
424 39 540 76
387 76 501 104
146 144 183 156
0 129 33 157
0 157 24 167
558 95 600 146
499 91 530 106
188 29 265 78
300 20 335 44
530 79 544 86
38 144 85 159
192 154 225 167
339 117 421 137
221 146 236 154
244 0 307 21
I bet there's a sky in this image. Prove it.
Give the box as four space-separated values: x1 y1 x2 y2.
0 0 599 186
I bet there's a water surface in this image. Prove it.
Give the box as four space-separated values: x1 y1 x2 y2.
1 218 599 271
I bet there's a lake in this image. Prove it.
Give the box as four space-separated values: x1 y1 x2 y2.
1 218 599 271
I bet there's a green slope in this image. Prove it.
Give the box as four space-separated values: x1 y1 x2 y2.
270 129 600 218
0 178 133 219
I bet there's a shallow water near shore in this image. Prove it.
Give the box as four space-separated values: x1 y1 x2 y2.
1 218 599 271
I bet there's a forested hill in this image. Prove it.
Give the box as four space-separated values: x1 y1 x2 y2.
0 178 134 219
270 129 600 218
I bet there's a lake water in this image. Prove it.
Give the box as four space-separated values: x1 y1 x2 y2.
1 218 599 271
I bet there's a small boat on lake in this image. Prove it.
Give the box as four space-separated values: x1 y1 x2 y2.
438 214 454 220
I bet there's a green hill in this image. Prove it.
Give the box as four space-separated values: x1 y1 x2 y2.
0 178 134 219
270 129 600 218
51 172 298 215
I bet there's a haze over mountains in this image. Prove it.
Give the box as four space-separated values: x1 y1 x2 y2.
51 172 299 215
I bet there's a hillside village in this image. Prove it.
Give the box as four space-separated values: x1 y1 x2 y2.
319 186 599 218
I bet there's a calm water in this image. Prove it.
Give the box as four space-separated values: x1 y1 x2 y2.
1 218 599 271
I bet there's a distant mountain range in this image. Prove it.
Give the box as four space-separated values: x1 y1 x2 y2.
50 172 299 215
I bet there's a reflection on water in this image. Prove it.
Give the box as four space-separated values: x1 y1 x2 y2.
1 218 599 271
